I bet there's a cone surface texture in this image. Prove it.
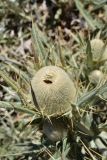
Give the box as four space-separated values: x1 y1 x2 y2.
31 66 76 116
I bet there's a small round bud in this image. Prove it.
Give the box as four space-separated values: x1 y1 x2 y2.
88 70 104 84
90 39 104 62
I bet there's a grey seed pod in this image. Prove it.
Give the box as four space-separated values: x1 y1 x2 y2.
43 118 67 142
88 70 104 85
90 39 104 62
31 66 76 117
